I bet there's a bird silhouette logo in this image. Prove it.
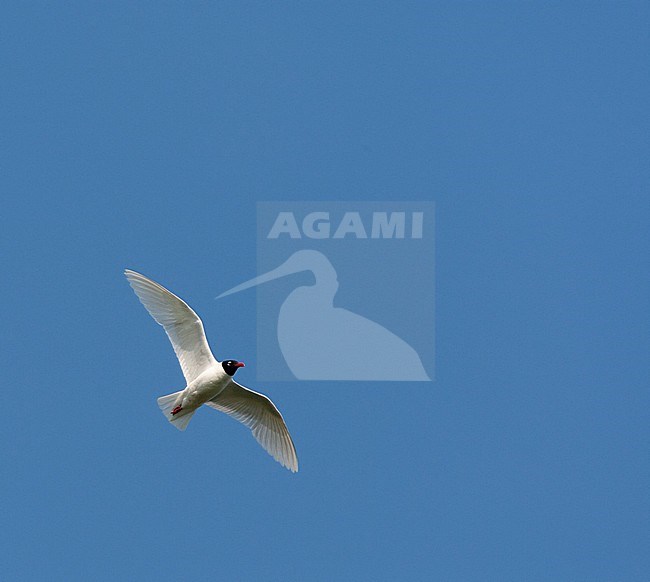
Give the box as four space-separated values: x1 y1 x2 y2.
217 250 430 381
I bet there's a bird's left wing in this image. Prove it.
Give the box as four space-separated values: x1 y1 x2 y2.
125 269 217 383
204 382 298 472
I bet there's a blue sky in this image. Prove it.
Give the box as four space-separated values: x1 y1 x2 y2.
1 2 648 580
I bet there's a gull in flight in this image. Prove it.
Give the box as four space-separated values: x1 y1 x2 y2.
125 269 298 472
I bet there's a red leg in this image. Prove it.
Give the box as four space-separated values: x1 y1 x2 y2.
171 405 182 416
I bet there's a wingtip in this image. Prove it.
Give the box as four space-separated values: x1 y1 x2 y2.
286 459 299 473
124 269 148 283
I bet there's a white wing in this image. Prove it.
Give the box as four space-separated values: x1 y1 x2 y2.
205 382 299 473
125 269 217 383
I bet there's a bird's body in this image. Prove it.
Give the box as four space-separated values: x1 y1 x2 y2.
163 364 229 420
124 269 298 472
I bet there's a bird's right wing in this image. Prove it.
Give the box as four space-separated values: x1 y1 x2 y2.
204 382 298 472
125 269 217 383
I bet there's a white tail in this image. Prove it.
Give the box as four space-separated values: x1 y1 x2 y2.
157 391 196 431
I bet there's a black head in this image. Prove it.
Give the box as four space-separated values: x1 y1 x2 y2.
222 360 245 376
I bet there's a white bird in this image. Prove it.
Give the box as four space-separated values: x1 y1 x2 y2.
125 269 298 472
